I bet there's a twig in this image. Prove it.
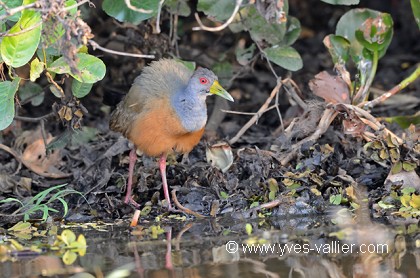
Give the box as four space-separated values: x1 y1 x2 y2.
124 0 152 14
0 1 39 22
88 40 155 59
63 0 93 12
192 0 243 32
229 78 283 145
362 65 420 109
171 189 205 218
222 105 277 116
255 42 279 78
154 0 165 34
0 21 42 37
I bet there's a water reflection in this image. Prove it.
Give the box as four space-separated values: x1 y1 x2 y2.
0 214 419 278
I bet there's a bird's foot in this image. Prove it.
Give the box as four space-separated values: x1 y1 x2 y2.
124 196 141 208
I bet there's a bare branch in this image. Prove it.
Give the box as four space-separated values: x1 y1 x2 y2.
124 0 152 14
229 78 283 145
193 0 243 32
63 0 93 12
0 1 39 22
0 21 42 37
88 40 155 59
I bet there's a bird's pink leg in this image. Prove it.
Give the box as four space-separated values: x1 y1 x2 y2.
125 148 140 207
159 152 172 209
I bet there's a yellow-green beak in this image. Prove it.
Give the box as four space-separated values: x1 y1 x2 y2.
209 80 234 102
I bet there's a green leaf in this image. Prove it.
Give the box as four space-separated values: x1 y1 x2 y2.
330 194 342 205
1 8 42 67
283 16 301 46
197 0 236 21
0 78 20 130
245 223 253 235
230 6 287 45
174 59 196 71
354 14 393 57
401 187 416 195
265 46 303 71
30 58 45 82
102 0 158 24
383 113 420 129
48 53 106 83
336 9 382 63
321 0 359 5
220 191 228 200
323 34 350 64
18 81 44 106
0 0 23 22
71 79 93 98
411 0 420 29
391 161 403 174
165 0 191 17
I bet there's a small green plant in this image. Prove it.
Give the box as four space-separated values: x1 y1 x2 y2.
0 0 105 131
0 183 84 221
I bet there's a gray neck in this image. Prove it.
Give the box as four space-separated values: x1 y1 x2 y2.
171 87 207 132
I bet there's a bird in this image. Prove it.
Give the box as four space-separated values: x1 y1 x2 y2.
109 59 234 209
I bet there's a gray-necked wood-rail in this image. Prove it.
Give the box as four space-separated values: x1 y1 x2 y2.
110 59 234 208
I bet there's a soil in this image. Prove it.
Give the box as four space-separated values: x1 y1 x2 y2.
0 0 419 225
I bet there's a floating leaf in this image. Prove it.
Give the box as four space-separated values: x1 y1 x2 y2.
245 223 253 235
265 46 302 71
102 0 158 24
48 53 106 83
1 8 42 67
391 161 403 174
0 78 20 130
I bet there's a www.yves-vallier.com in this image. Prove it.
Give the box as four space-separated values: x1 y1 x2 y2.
225 240 389 255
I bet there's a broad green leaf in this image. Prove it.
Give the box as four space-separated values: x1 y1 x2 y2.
71 79 93 98
230 6 287 45
102 0 158 24
336 9 381 63
0 0 23 22
411 0 420 29
321 0 359 5
48 53 106 83
197 0 236 21
383 113 420 129
165 0 191 16
30 58 44 82
0 78 20 130
323 35 350 64
265 46 303 71
354 14 393 57
330 194 342 205
283 16 301 46
18 81 44 106
1 8 42 67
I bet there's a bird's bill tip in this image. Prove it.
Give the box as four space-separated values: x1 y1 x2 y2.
209 80 234 102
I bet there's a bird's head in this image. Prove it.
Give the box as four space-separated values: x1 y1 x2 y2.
189 67 234 102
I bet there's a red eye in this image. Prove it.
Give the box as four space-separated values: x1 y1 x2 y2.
199 77 208 84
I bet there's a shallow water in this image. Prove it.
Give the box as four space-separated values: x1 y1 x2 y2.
1 215 419 278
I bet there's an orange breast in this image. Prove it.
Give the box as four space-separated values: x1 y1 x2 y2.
128 98 205 157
